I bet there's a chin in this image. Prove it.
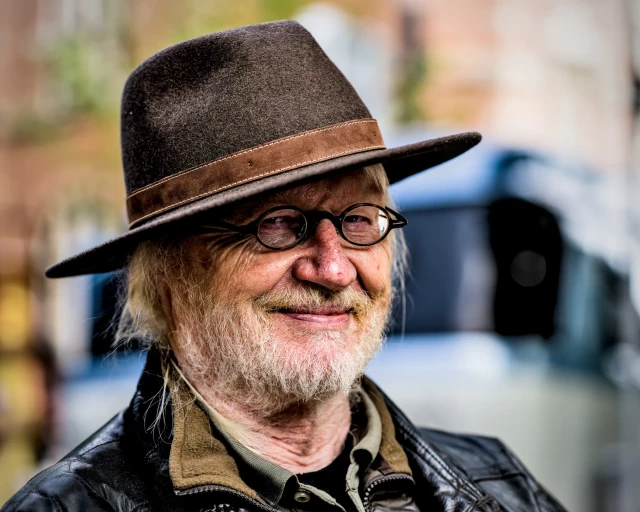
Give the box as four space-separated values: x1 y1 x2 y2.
261 329 380 400
277 327 363 358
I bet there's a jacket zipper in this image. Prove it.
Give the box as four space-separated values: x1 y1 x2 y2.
362 473 415 512
175 484 281 512
178 475 417 512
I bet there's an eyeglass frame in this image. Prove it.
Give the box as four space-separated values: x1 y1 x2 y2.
214 202 408 250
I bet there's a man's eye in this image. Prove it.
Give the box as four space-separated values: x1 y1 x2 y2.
263 216 296 226
344 215 371 226
260 214 304 233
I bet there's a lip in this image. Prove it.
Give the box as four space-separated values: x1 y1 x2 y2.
274 307 352 328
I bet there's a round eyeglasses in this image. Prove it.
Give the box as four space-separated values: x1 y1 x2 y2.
216 203 408 250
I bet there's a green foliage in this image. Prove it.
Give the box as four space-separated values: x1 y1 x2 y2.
396 54 427 124
173 0 309 42
6 113 58 144
48 36 111 116
259 0 307 20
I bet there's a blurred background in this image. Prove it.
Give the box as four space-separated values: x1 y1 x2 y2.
2 0 640 510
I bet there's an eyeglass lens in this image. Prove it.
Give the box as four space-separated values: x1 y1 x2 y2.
342 205 390 245
256 205 390 249
257 208 307 248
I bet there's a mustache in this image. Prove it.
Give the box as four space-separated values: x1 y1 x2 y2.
252 286 376 318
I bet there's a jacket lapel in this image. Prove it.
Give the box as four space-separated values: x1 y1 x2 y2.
367 379 502 512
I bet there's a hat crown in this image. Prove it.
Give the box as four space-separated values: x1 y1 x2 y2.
121 20 371 195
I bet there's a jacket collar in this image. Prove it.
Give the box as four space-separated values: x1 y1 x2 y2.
377 388 502 511
168 384 259 498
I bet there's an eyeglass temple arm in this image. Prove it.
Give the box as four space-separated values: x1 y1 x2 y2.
386 207 408 227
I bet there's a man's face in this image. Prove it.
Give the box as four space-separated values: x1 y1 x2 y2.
166 170 394 412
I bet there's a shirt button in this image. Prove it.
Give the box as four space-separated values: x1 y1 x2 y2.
293 490 311 503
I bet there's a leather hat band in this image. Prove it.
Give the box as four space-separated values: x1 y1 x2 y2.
126 119 385 227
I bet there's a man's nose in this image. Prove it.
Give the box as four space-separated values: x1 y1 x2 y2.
291 219 357 292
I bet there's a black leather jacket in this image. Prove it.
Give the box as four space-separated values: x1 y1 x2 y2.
2 351 566 512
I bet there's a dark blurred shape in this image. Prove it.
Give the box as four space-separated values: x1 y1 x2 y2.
488 198 562 339
391 198 562 339
633 73 640 116
393 205 489 333
89 272 133 356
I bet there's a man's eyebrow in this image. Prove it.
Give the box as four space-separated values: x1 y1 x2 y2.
222 196 287 224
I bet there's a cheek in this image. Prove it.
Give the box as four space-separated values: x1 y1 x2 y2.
354 244 393 294
217 249 297 298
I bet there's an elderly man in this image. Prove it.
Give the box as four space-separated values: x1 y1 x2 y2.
3 21 565 512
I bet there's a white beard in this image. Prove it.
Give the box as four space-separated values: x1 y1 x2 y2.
171 284 390 416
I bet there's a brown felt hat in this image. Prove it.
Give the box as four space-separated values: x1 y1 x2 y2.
46 20 481 278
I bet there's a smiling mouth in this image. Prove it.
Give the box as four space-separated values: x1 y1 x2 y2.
272 306 353 326
275 306 353 316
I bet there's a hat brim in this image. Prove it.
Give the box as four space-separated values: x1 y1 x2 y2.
46 131 481 278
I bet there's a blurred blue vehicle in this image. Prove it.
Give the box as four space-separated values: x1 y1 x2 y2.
382 127 626 373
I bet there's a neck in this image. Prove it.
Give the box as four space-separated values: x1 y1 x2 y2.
208 392 352 473
171 361 352 473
